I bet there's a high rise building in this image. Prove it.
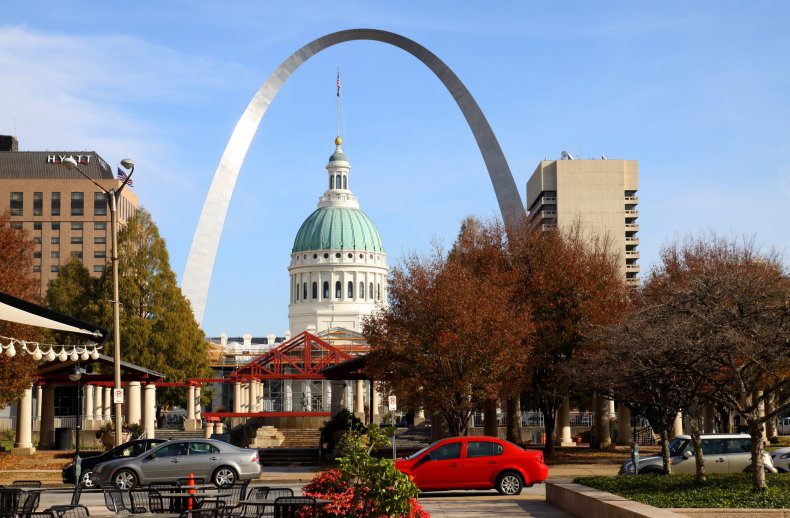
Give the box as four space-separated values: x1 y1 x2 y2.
526 154 639 286
0 136 139 296
288 136 389 334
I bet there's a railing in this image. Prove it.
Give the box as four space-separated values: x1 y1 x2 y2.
472 410 594 428
625 223 639 230
624 196 639 203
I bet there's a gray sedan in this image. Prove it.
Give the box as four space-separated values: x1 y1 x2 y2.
89 439 262 489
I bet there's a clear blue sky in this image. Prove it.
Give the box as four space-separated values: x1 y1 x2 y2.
2 1 788 337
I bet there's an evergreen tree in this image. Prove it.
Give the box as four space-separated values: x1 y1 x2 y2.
93 209 212 407
45 257 101 344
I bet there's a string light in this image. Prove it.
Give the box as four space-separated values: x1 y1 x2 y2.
0 336 102 361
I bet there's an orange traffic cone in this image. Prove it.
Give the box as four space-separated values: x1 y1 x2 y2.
187 472 195 510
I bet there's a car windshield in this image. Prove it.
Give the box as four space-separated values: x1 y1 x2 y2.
406 440 444 460
668 438 691 456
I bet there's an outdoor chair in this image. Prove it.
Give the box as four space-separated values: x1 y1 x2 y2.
10 482 41 489
272 497 315 518
243 487 270 501
178 509 218 518
69 486 82 507
212 480 250 516
0 488 22 518
148 484 179 513
29 512 52 518
102 485 133 515
129 488 166 514
261 489 292 501
47 505 90 518
17 491 40 518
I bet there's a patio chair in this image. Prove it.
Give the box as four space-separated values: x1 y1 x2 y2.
213 480 250 516
47 505 90 518
69 486 82 507
0 488 22 518
10 482 41 489
17 491 40 518
178 509 218 518
102 485 133 515
261 489 292 501
243 487 270 501
272 497 315 518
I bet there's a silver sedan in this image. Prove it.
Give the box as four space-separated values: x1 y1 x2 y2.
89 439 262 489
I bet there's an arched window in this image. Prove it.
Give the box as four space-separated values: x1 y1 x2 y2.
335 281 342 299
343 175 347 189
359 282 365 299
329 175 334 190
303 283 307 300
296 280 299 301
377 283 381 300
312 281 318 299
348 281 354 298
335 175 342 189
369 282 374 299
323 281 329 299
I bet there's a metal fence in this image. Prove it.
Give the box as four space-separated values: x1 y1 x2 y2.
472 410 594 429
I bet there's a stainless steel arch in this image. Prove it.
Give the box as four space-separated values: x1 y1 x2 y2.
182 28 525 324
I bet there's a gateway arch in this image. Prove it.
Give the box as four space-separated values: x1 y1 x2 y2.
182 28 526 324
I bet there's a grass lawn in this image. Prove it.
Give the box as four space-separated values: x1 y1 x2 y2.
576 474 790 509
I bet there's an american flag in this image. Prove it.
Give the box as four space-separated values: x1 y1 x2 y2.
117 167 133 187
337 71 341 97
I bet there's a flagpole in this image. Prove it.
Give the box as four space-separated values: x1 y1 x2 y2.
336 68 341 138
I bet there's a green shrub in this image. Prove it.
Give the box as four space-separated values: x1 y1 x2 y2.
576 474 790 508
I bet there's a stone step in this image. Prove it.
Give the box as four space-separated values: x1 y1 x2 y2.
258 447 321 466
278 429 321 448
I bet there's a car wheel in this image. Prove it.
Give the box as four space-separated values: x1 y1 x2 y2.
80 471 94 488
113 469 138 490
743 466 773 474
212 466 237 486
495 471 523 495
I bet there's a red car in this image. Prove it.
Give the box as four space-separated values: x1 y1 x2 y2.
395 436 548 494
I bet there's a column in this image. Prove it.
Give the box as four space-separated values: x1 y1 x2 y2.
330 381 344 415
204 421 214 439
322 381 331 413
35 385 43 420
345 384 353 410
703 404 716 433
84 384 95 429
372 384 381 425
104 387 112 422
284 380 293 412
414 408 426 427
94 386 104 423
38 384 55 449
354 380 365 420
232 381 241 427
616 403 631 446
671 412 683 438
185 385 197 431
143 384 156 439
303 381 313 411
215 421 224 434
12 385 35 455
557 397 574 446
246 382 254 413
195 386 202 425
127 381 142 426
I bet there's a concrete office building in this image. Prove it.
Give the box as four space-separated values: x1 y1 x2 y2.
526 154 639 286
0 136 139 296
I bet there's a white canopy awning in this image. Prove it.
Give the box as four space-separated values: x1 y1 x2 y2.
0 291 107 342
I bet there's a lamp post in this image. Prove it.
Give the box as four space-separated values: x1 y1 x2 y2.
69 364 82 484
62 156 135 447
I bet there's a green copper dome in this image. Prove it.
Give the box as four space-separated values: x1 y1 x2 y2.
329 150 349 163
292 207 384 253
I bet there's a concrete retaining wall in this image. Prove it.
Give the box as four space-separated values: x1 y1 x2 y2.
547 482 790 518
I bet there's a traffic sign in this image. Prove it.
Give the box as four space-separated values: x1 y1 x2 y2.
388 395 397 411
113 388 124 404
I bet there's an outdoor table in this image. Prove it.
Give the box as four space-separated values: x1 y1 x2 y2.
237 498 331 513
157 491 232 512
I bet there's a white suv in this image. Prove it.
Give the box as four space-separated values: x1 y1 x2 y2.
619 434 777 475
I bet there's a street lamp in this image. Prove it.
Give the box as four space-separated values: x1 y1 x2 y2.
69 364 82 484
62 156 135 447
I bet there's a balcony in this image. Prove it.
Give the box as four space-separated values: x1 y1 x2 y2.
625 250 640 258
626 277 640 287
624 196 639 203
542 196 557 204
541 209 557 218
625 223 639 231
625 209 639 216
541 223 555 232
625 264 640 272
625 236 640 244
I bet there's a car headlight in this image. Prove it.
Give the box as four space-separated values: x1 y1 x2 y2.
619 462 635 474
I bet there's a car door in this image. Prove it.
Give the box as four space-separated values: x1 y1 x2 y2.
701 439 729 474
459 440 504 488
142 441 189 482
180 441 222 480
724 439 751 473
410 441 462 490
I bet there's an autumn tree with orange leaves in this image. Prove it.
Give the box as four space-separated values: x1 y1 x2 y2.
509 222 630 455
0 212 42 407
364 217 533 436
